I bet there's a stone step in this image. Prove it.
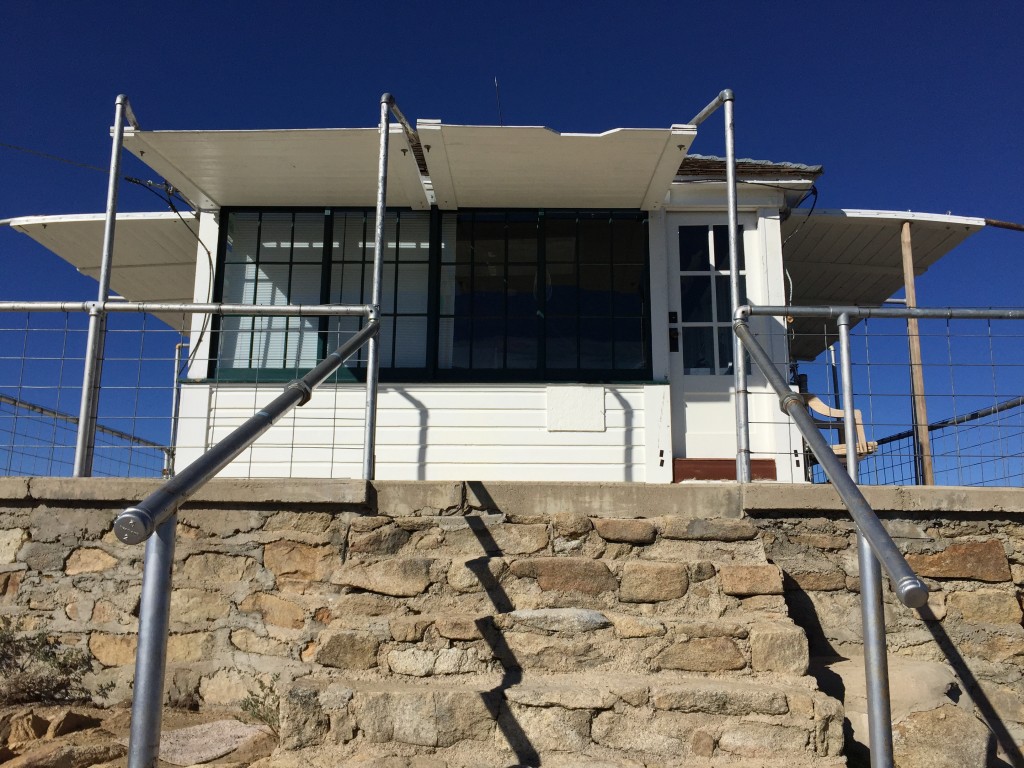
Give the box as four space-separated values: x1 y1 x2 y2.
270 671 846 767
306 610 810 679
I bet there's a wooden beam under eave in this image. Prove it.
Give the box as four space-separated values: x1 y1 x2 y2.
901 221 935 485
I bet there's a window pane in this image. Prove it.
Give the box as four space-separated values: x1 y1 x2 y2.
580 317 613 368
614 319 645 369
334 212 367 262
713 225 745 270
612 217 646 264
225 213 259 264
548 262 577 316
545 217 576 263
717 327 735 374
473 220 504 264
292 214 325 263
678 226 709 271
683 327 714 374
259 214 293 262
508 220 538 263
507 265 537 318
397 214 430 262
394 316 427 367
397 263 429 314
472 317 505 369
579 217 611 264
546 316 577 369
613 263 644 316
715 274 747 322
680 275 712 323
507 318 539 369
579 264 612 316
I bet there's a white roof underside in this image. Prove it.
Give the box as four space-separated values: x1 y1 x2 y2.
10 212 198 329
418 122 696 209
122 122 697 210
782 209 985 360
123 126 429 210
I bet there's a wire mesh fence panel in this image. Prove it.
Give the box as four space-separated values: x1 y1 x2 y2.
791 315 1024 487
0 310 183 478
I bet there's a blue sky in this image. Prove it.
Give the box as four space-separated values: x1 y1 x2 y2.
1 2 1021 302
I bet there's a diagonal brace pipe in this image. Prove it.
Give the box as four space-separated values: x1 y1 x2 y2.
733 308 928 608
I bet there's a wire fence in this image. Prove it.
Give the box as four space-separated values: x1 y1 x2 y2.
785 316 1023 487
2 305 1022 486
0 311 183 478
0 306 374 480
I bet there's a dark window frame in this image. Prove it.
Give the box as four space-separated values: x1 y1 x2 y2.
211 206 653 384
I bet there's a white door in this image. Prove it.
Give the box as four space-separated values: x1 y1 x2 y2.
665 214 753 459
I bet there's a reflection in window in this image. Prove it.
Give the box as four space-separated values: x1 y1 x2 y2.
678 225 745 375
216 208 650 382
441 211 648 376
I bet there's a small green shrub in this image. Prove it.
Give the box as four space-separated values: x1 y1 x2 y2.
0 616 103 704
240 674 280 736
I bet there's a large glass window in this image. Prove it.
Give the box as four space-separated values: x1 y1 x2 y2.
678 225 746 375
214 208 650 382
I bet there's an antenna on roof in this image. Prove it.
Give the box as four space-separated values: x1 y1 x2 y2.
494 77 504 127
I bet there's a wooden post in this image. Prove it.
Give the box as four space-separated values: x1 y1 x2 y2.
901 221 935 485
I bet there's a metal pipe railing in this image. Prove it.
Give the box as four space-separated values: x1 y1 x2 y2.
112 94 399 768
732 307 929 609
746 305 1024 321
363 93 399 481
114 319 379 545
117 318 378 768
685 89 750 482
840 313 896 767
0 301 372 316
74 95 132 477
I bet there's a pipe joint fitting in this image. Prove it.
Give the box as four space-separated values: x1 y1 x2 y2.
286 379 313 406
779 391 804 414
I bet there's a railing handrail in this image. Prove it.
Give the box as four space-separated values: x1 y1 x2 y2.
112 319 379 545
745 304 1024 321
0 300 372 316
733 305 929 609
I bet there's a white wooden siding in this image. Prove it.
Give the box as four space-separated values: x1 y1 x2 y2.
175 383 669 482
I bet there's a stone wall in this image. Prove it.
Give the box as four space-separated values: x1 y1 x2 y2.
1 478 1022 766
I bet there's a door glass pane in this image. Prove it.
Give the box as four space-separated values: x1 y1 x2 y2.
713 225 745 270
683 327 714 374
678 226 709 271
680 276 712 323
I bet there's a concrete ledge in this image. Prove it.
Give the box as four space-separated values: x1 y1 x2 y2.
0 477 368 507
3 478 1022 517
460 481 743 519
743 483 1024 515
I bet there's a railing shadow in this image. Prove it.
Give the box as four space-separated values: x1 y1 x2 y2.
606 390 635 482
463 494 540 767
917 605 1024 767
395 389 428 480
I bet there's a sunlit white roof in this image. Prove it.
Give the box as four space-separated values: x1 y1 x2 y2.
9 212 198 328
122 122 697 211
417 122 696 209
123 125 429 210
782 209 986 359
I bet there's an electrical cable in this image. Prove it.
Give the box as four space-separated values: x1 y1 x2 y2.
782 185 818 249
123 177 215 377
0 141 109 173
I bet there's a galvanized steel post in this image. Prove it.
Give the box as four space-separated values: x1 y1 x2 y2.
363 94 392 481
126 514 177 768
839 315 896 768
73 94 131 476
723 91 750 483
